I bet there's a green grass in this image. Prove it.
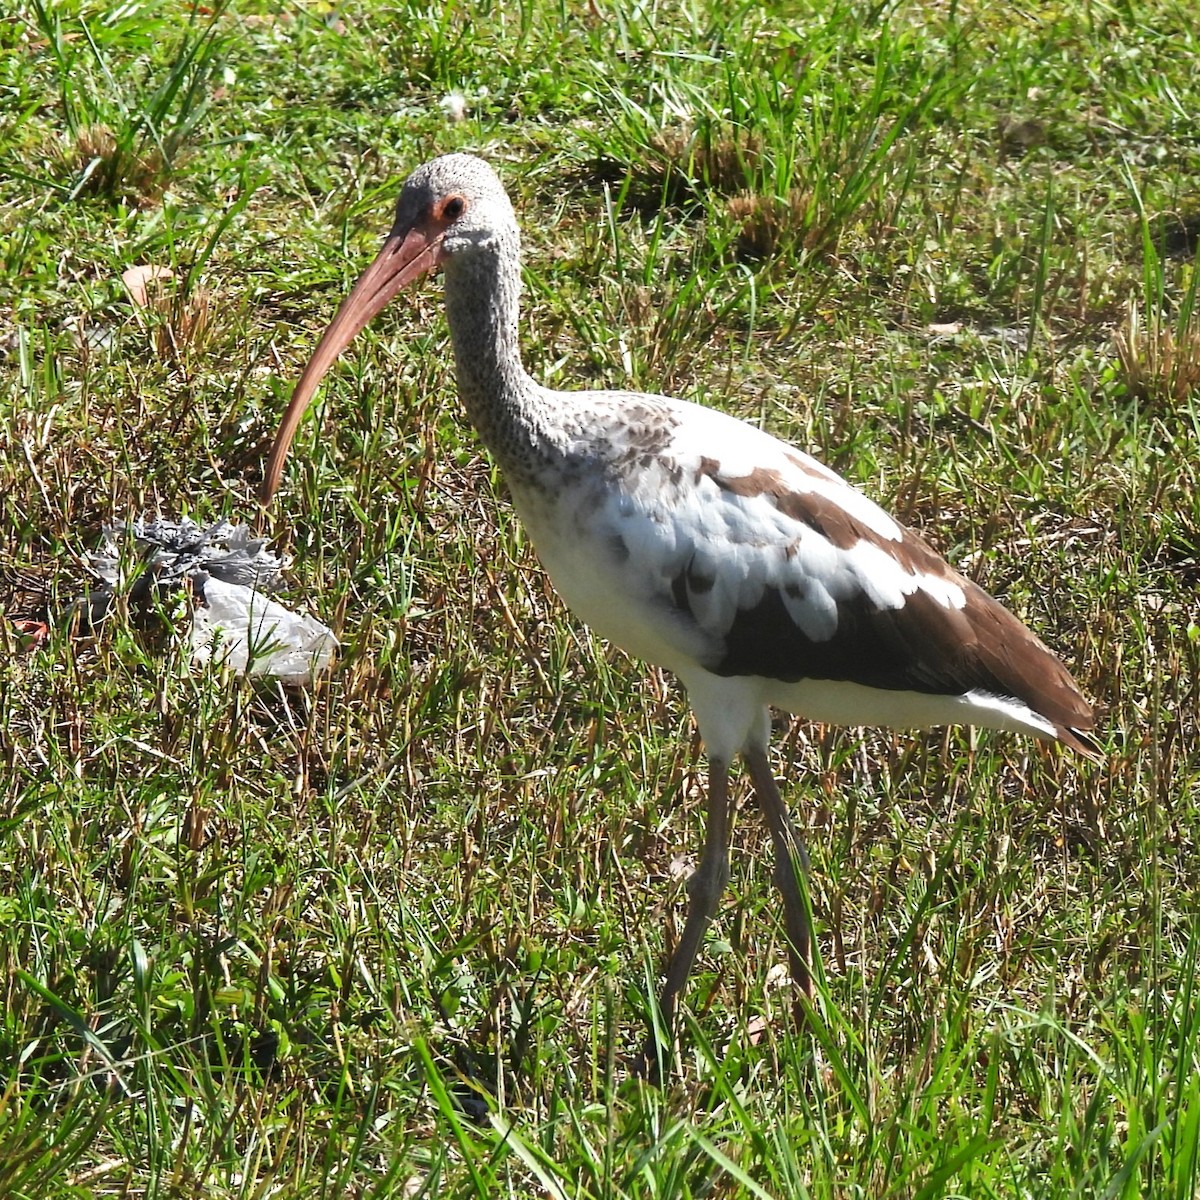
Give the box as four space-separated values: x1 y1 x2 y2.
2 0 1199 1195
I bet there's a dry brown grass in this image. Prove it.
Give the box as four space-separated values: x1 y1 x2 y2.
151 282 214 362
60 123 169 207
1113 302 1200 404
123 265 216 361
647 124 762 194
727 188 820 259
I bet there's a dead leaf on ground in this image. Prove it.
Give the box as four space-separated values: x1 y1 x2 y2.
122 265 175 309
11 619 49 651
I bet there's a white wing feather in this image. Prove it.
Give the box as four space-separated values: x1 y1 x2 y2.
513 394 960 675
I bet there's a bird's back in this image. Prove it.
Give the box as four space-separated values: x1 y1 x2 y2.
510 388 1096 754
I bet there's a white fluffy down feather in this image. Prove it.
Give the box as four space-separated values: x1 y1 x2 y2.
190 578 337 685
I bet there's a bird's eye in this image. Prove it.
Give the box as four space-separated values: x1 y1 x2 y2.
443 195 466 221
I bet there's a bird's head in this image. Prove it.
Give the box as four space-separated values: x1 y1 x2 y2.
260 153 513 503
393 152 516 262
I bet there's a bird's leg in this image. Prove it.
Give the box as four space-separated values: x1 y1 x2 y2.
745 748 815 1008
641 757 733 1082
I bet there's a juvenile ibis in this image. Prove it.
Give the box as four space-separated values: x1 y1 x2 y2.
262 153 1099 1076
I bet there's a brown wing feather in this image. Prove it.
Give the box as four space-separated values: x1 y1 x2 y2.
672 461 1099 756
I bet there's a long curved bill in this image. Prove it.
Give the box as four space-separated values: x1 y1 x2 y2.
260 224 446 504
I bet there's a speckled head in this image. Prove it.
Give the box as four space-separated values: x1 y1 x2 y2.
390 153 518 263
261 153 519 503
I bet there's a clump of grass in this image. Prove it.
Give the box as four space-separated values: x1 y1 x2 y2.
123 266 215 362
1113 303 1200 403
61 123 169 208
647 123 762 195
31 0 226 207
150 280 214 363
727 188 817 259
588 122 766 213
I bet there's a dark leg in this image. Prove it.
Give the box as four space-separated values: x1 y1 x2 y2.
745 748 815 1006
641 757 733 1081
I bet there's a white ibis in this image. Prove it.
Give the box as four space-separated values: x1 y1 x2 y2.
262 153 1099 1075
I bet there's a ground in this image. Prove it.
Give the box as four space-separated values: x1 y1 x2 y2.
1 0 1198 1196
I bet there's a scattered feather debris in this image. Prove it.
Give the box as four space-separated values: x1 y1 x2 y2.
81 517 336 684
440 91 467 121
190 577 338 685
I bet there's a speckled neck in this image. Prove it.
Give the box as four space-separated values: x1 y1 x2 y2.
442 232 560 487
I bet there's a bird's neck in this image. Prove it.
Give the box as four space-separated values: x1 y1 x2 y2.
442 240 556 484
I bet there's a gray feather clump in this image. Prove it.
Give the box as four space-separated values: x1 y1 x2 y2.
77 517 336 684
81 517 288 623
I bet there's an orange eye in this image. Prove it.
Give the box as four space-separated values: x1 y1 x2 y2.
443 195 466 221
